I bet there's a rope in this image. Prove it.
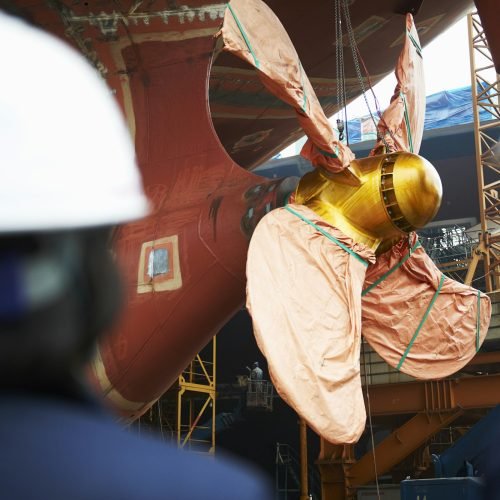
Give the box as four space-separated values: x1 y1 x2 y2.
361 341 381 500
226 3 260 69
397 274 446 370
354 45 399 150
285 205 369 267
362 240 421 296
343 0 428 152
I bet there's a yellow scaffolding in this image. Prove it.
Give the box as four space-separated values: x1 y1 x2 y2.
136 337 217 454
177 337 217 454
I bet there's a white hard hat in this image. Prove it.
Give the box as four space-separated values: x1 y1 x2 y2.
0 12 149 233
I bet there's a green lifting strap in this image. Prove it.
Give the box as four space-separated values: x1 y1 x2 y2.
362 240 421 296
317 146 339 159
226 3 260 69
476 291 481 352
407 29 422 58
299 62 307 114
285 205 369 267
401 92 414 153
397 274 446 370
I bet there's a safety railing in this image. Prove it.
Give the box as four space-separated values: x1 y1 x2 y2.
246 379 274 411
275 443 320 500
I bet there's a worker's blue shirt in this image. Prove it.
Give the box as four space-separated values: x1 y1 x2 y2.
486 425 500 500
0 393 272 500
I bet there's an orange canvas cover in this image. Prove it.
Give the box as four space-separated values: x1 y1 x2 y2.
219 0 353 172
362 233 491 379
242 5 491 445
246 204 375 443
370 14 425 155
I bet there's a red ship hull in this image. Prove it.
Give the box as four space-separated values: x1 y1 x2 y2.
12 0 475 417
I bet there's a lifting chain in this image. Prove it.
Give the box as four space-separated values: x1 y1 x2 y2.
334 0 347 141
334 0 391 151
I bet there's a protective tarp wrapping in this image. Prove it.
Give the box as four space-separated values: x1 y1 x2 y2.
246 204 375 443
219 0 353 172
370 14 425 156
362 233 491 379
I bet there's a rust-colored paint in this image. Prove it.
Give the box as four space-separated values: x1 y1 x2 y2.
317 408 463 500
367 374 500 416
348 410 463 487
318 372 500 496
469 350 500 366
15 0 291 418
97 34 290 418
317 412 464 497
317 443 355 500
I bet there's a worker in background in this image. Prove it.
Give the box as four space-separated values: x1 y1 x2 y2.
0 11 271 500
246 361 264 404
249 361 264 382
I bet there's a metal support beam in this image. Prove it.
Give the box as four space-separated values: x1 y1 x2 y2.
465 240 488 286
348 410 463 487
317 444 355 500
469 350 500 365
299 418 309 500
367 374 500 416
318 374 500 497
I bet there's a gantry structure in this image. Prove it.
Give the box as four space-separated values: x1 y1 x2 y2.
465 10 500 291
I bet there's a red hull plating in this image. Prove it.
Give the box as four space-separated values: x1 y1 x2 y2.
13 1 291 417
94 32 290 417
10 0 481 418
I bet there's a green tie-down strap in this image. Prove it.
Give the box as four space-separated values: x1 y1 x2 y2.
284 205 369 267
407 29 422 58
397 274 446 370
226 3 260 69
299 62 307 114
317 146 339 159
401 92 414 153
362 240 421 296
476 291 481 353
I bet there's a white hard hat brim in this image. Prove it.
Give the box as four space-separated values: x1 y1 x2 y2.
0 12 150 233
0 193 150 233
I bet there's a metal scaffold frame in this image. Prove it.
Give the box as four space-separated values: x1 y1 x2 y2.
177 337 217 454
466 11 500 291
136 338 217 453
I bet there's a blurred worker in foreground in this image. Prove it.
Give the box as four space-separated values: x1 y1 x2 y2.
486 425 500 500
0 11 271 499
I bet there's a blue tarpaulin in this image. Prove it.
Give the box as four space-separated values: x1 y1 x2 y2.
425 85 494 129
345 86 495 143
